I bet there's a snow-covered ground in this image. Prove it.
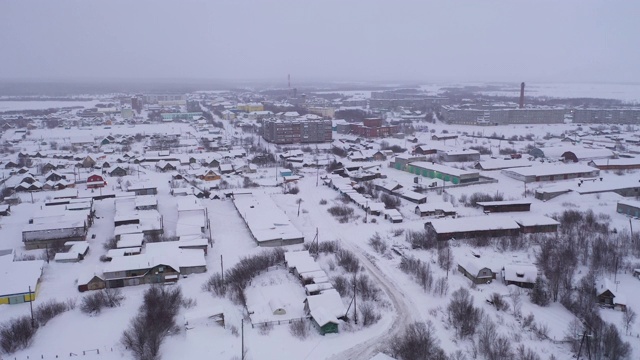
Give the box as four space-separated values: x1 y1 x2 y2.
0 100 101 111
1 102 639 360
479 83 640 103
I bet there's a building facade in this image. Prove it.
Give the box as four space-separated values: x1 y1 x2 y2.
262 118 332 144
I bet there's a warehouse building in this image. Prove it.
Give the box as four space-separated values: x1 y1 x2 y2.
501 164 600 183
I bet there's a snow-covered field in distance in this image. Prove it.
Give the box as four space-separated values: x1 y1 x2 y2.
0 100 100 111
478 83 640 103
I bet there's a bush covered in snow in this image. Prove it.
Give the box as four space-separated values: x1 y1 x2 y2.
289 319 310 340
122 286 184 360
80 288 125 315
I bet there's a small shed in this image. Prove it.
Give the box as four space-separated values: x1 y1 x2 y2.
269 298 287 315
502 264 537 289
366 202 386 216
384 209 403 223
0 204 10 216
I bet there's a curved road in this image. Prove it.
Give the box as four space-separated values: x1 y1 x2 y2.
275 186 417 360
326 237 415 360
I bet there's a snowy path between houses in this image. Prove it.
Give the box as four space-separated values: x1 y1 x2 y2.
279 184 417 360
326 238 415 360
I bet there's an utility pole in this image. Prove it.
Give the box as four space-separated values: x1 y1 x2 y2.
241 319 245 360
28 286 35 327
316 160 319 187
364 201 368 223
221 255 224 283
353 277 358 325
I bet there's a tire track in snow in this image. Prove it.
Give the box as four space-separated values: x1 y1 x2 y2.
284 186 416 360
326 237 415 360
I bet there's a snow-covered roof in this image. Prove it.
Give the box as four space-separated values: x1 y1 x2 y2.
475 158 533 171
0 260 44 296
503 164 599 177
384 209 402 220
305 289 346 320
233 193 304 244
103 254 172 275
145 242 207 269
427 217 520 234
135 195 157 208
476 200 532 207
117 233 144 248
367 202 386 212
503 264 537 283
617 199 640 209
285 250 313 268
310 306 339 327
106 247 141 258
512 215 559 227
409 162 478 177
416 202 455 212
395 189 426 201
591 158 640 167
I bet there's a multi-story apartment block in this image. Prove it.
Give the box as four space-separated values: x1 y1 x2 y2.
572 109 640 124
262 118 332 144
442 107 568 125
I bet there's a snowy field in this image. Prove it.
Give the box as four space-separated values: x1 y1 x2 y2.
478 83 640 103
0 100 101 111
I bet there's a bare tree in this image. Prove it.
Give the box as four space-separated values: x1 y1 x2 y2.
388 321 447 360
0 316 38 354
360 302 381 327
509 287 523 318
447 288 482 338
623 307 636 336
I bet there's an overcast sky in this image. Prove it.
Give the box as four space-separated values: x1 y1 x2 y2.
1 0 639 85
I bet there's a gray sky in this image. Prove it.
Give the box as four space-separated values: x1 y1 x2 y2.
1 0 639 84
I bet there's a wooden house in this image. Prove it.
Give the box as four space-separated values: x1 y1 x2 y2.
102 256 180 288
197 169 221 181
86 173 106 188
109 166 128 177
596 279 626 311
155 160 178 172
77 274 106 292
457 256 496 285
304 289 346 335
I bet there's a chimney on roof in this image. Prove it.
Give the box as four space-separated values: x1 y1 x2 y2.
519 82 525 109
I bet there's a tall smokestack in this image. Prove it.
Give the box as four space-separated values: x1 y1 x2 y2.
519 82 525 109
288 74 291 89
